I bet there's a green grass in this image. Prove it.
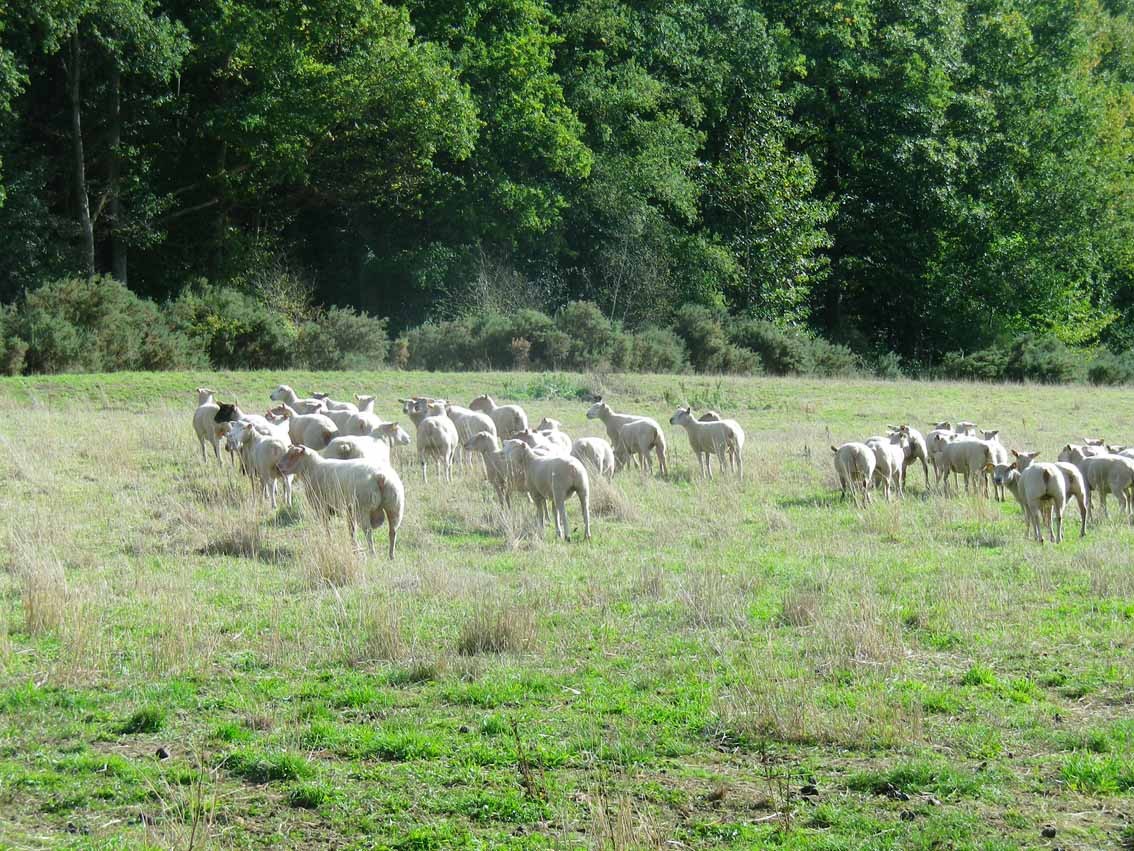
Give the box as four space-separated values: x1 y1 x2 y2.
1 369 1132 847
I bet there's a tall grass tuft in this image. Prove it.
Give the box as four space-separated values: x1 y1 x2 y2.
457 597 537 656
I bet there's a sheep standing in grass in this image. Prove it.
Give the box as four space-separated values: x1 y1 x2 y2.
193 388 223 463
937 438 996 496
1057 446 1134 519
269 404 338 450
981 430 1010 501
345 395 387 436
865 432 906 500
513 428 567 455
535 418 574 454
278 445 404 559
586 399 668 476
470 395 529 437
669 406 744 480
321 435 393 466
571 437 616 481
831 442 876 506
312 392 358 414
925 426 956 488
465 431 528 505
890 425 930 490
403 398 458 482
508 441 591 541
989 463 1067 543
1012 450 1087 537
235 425 294 508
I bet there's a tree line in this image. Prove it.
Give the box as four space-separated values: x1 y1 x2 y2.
1 0 1133 374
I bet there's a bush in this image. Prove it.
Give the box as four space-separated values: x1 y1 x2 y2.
729 319 815 375
941 347 1010 381
1003 334 1083 384
296 306 389 371
169 285 297 370
673 305 758 374
808 337 861 377
1087 350 1134 385
624 327 687 373
556 301 616 369
10 276 203 373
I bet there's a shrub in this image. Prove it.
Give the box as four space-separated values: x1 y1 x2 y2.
296 306 389 370
169 285 297 370
809 337 861 377
941 346 1010 381
11 276 203 373
1003 334 1082 384
1087 350 1134 385
729 319 814 375
673 305 758 374
625 327 687 373
556 301 616 369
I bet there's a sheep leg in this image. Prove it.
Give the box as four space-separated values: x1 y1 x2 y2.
385 508 398 559
419 452 428 483
579 489 591 541
659 447 668 477
556 497 568 541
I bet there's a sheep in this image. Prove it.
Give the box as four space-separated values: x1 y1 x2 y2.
698 411 722 422
668 406 744 479
269 403 338 450
989 463 1066 543
571 437 616 481
422 400 496 464
465 431 527 505
344 395 386 436
956 421 978 436
238 426 294 508
470 395 529 437
1011 450 1087 537
401 399 458 482
888 424 930 490
586 398 668 475
925 427 956 486
937 438 997 496
535 425 573 455
311 392 358 413
269 384 325 414
535 417 562 432
831 442 876 506
508 441 591 541
321 435 392 466
865 432 906 500
612 419 670 476
1057 447 1134 520
277 445 404 559
981 430 1011 501
192 388 223 463
513 428 567 455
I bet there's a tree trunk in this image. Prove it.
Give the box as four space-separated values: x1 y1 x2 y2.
109 60 126 283
69 31 95 279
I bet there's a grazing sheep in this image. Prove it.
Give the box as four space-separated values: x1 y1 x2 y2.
508 441 591 541
1012 450 1087 537
668 406 744 480
1057 447 1134 520
989 463 1067 543
612 419 670 476
269 384 325 414
470 395 529 437
586 398 668 476
937 438 996 496
865 433 906 500
269 403 338 450
193 388 223 463
571 437 616 481
278 445 404 559
831 442 876 506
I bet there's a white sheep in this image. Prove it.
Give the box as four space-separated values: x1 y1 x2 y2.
508 441 591 541
192 388 223 463
571 437 616 481
1057 446 1134 519
534 423 573 454
402 398 459 482
888 425 930 490
465 431 527 505
236 425 294 508
470 395 529 437
980 429 1011 501
1011 450 1087 537
512 428 567 455
321 435 392 466
344 395 386 436
937 438 996 496
925 426 956 487
956 421 978 436
586 398 668 476
668 406 744 479
277 445 404 559
269 403 338 450
269 384 325 414
865 433 906 500
831 442 876 506
989 463 1066 543
311 392 358 413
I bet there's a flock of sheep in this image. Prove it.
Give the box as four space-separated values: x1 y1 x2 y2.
190 385 746 559
832 421 1134 543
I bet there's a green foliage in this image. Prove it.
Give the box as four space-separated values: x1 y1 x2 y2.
672 305 759 375
942 335 1085 384
169 286 296 371
8 276 202 373
1087 351 1134 386
296 307 389 371
117 706 166 735
224 749 314 784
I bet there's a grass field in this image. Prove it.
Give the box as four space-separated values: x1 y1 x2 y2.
1 369 1132 850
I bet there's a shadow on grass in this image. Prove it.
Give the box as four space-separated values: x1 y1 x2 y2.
197 534 293 564
777 494 839 510
267 505 303 528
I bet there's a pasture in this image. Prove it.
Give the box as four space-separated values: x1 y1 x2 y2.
0 370 1132 850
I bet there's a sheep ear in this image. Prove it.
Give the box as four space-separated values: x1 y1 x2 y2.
830 445 838 453
1011 449 1019 457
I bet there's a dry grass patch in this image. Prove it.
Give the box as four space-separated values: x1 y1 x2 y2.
778 580 823 627
587 475 636 521
332 589 409 664
457 597 537 656
811 588 905 672
678 569 755 630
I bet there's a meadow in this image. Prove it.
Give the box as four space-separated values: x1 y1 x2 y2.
0 369 1132 850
